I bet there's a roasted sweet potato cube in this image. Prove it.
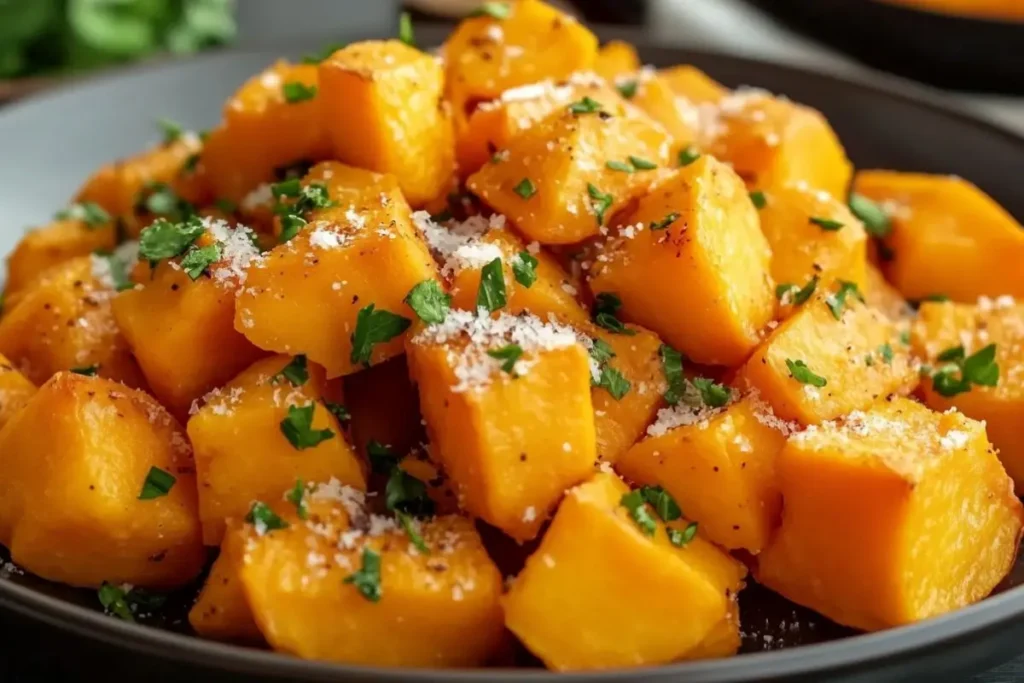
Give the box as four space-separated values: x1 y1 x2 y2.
757 182 868 293
683 600 741 661
239 489 505 667
202 61 330 203
659 65 727 104
503 472 745 670
912 298 1024 488
236 170 438 378
864 262 912 322
467 104 673 245
0 373 204 588
0 256 145 388
406 310 596 541
189 520 262 641
588 156 774 366
0 353 34 430
756 398 1024 631
705 90 851 199
444 0 597 125
627 70 702 144
618 395 786 552
742 287 918 424
343 355 425 460
319 41 453 206
113 221 266 419
854 171 1024 301
187 354 365 546
5 217 116 298
594 41 640 81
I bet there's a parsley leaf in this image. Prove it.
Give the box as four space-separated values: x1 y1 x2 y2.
849 193 891 238
138 216 204 262
476 258 507 312
616 79 638 99
587 183 614 226
350 304 411 367
367 440 399 475
274 355 309 386
324 401 350 423
280 404 335 450
593 292 636 336
660 344 686 405
98 583 135 621
396 511 429 553
180 243 221 280
278 214 307 243
57 201 110 227
568 96 604 115
649 212 680 231
693 378 731 408
826 280 865 320
922 294 950 303
620 490 657 536
70 365 99 376
95 251 133 292
589 338 616 365
487 344 523 374
282 82 318 103
513 177 536 199
398 11 415 47
749 190 767 209
932 343 999 397
138 466 176 500
136 182 194 221
775 275 818 306
344 548 382 602
606 160 634 174
879 343 894 365
810 216 844 232
469 1 512 19
512 251 538 288
405 280 451 324
668 522 699 547
938 346 966 363
596 366 631 399
640 485 682 522
271 178 302 199
157 118 182 144
246 501 289 534
301 41 348 64
629 155 657 170
786 359 827 387
678 147 700 166
285 479 308 520
385 468 434 517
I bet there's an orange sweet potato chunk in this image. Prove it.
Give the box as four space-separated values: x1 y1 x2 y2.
187 354 366 546
0 256 146 388
444 0 598 125
189 520 262 642
503 472 745 670
742 286 918 424
320 41 453 206
239 492 505 667
757 182 868 293
467 103 673 245
912 298 1024 489
0 353 34 430
0 373 205 588
4 218 116 299
202 61 330 203
618 395 786 553
864 262 912 322
627 71 703 144
406 311 596 541
660 65 727 104
594 41 640 82
854 171 1024 302
236 165 439 378
705 90 851 199
588 156 774 366
757 398 1024 631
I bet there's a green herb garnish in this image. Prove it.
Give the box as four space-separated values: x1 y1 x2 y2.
70 365 99 376
749 190 767 209
476 258 507 312
280 404 334 450
931 343 999 397
810 216 844 231
180 243 221 280
660 344 686 405
138 466 176 500
274 355 309 387
693 378 731 408
138 216 204 262
678 147 700 166
246 501 289 534
487 344 524 374
469 1 511 19
826 280 864 320
57 201 110 227
848 193 891 238
649 212 680 231
569 96 604 115
286 479 308 520
668 522 698 547
157 118 182 144
620 490 657 536
513 177 536 199
398 11 415 47
350 304 411 367
344 548 382 602
593 292 635 336
776 275 818 306
587 183 614 226
282 81 318 103
405 280 451 324
616 79 638 99
596 366 630 400
786 359 827 388
512 251 538 288
640 485 681 522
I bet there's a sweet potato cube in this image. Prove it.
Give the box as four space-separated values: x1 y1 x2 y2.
912 298 1024 489
0 373 204 588
239 490 505 667
187 354 365 545
5 218 116 298
660 65 727 104
467 105 673 244
683 600 741 661
756 398 1024 631
864 262 912 322
594 41 640 81
406 310 596 541
319 41 453 206
503 472 745 670
705 90 852 199
0 256 145 388
0 353 35 430
444 0 597 125
588 156 774 366
202 61 330 203
854 171 1024 301
618 395 786 552
236 168 439 377
113 221 267 418
742 288 917 424
189 521 262 641
757 182 868 293
627 71 702 144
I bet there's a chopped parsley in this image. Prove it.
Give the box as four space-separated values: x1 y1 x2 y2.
668 522 698 548
367 440 400 475
649 212 680 231
469 1 511 19
826 280 865 320
282 81 318 103
810 216 844 232
786 359 827 388
487 344 523 374
286 479 308 520
181 154 200 177
587 183 614 226
589 338 616 365
693 378 731 408
70 365 98 376
274 355 309 386
640 485 681 522
606 160 634 174
476 258 507 312
180 243 221 280
660 344 686 406
749 190 767 209
98 583 135 621
593 292 635 336
136 182 194 221
324 401 351 423
344 548 382 602
620 489 657 536
278 214 307 243
138 466 176 500
138 216 204 263
776 275 818 306
938 346 966 363
616 79 638 99
629 155 657 170
96 251 134 291
512 251 538 288
405 280 451 324
396 511 429 553
922 293 950 303
398 11 415 47
568 96 603 115
280 404 335 450
57 201 109 227
246 501 289 533
848 193 891 238
879 343 894 365
596 365 630 399
678 147 700 167
157 118 183 145
931 343 999 397
350 304 411 367
513 177 536 199
301 41 348 64
385 468 434 517
271 178 302 199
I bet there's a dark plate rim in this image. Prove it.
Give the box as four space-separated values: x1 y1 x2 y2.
2 40 1024 681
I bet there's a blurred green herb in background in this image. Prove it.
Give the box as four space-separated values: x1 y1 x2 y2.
0 0 236 79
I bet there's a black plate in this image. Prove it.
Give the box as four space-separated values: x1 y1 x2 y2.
1 30 1024 682
747 0 1024 93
